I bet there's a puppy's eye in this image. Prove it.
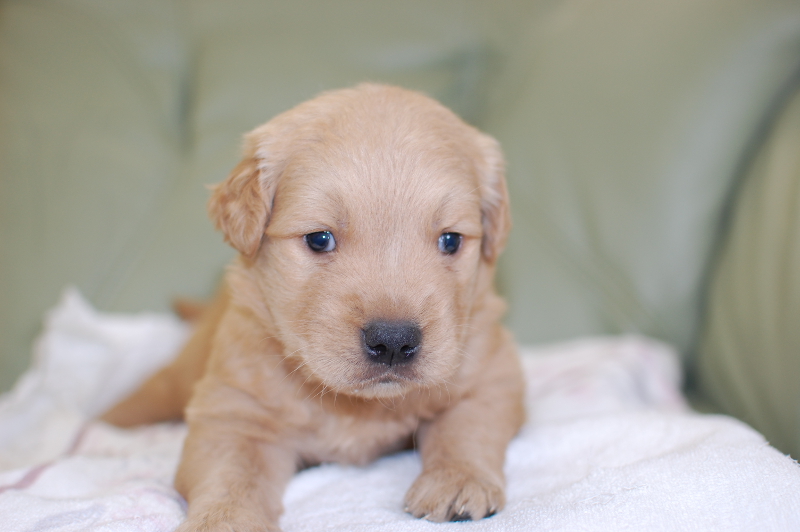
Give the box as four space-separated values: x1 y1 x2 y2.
438 232 462 254
304 231 336 252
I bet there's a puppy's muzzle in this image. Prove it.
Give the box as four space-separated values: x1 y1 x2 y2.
363 321 421 366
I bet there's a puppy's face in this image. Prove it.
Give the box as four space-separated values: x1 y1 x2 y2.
209 85 509 399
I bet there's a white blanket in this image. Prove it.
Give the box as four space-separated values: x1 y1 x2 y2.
1 290 799 531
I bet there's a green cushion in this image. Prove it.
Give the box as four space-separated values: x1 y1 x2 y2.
488 0 800 353
695 83 800 458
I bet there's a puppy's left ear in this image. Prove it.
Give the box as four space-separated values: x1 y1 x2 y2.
207 129 282 258
475 133 511 262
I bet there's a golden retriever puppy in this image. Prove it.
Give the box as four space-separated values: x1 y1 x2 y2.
102 84 524 531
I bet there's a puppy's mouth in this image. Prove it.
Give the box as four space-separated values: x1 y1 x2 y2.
348 365 420 397
365 364 417 384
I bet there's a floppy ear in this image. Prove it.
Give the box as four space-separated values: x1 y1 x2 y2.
475 132 511 262
207 133 281 258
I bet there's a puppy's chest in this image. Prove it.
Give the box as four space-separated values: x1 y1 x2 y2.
292 401 432 466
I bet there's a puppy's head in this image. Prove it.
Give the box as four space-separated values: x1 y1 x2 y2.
209 84 510 398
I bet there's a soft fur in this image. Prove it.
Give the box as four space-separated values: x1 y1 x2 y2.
102 84 525 531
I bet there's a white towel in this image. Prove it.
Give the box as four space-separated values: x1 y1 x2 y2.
1 290 798 531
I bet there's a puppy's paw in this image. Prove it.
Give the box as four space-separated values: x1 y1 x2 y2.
175 505 281 532
404 465 505 522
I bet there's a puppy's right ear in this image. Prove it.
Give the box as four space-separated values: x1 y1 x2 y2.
474 132 511 263
207 135 280 258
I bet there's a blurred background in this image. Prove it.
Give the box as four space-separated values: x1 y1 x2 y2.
1 0 800 456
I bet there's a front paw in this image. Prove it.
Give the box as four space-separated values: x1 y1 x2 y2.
175 504 281 532
404 466 505 522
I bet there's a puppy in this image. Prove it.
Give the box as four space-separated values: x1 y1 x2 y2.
102 84 525 531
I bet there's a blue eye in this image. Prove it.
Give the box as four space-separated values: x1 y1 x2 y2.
304 231 336 252
438 232 462 254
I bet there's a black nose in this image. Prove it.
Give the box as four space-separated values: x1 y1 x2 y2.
363 321 422 366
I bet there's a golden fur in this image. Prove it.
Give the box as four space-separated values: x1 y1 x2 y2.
102 84 525 531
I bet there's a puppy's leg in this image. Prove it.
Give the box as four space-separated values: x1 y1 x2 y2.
175 415 295 532
404 331 524 522
100 288 230 427
173 298 297 532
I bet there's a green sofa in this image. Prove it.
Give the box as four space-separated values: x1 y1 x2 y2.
2 0 800 457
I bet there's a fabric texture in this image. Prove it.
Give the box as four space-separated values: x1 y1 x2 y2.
1 292 799 531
